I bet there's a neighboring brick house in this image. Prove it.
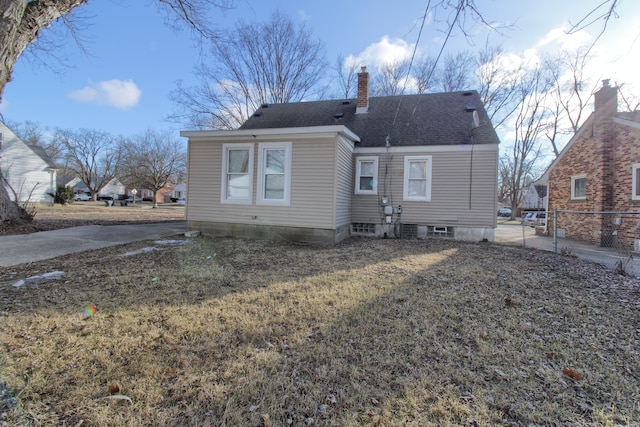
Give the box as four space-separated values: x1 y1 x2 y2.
536 80 640 248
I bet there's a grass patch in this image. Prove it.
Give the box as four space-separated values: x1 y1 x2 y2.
1 237 638 426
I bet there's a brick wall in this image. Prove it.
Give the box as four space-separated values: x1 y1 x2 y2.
548 115 640 248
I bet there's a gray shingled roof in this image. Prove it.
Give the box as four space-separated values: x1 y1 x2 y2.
239 91 500 147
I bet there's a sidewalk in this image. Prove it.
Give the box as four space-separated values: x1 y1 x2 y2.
0 221 186 267
495 222 640 277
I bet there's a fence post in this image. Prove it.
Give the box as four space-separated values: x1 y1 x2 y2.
553 208 558 253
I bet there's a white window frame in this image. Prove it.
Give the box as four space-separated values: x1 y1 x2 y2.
354 156 379 195
633 164 640 201
403 155 432 201
221 143 254 204
571 174 587 200
257 142 292 206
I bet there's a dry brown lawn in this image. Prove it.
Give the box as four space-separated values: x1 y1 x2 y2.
0 205 639 426
0 202 186 235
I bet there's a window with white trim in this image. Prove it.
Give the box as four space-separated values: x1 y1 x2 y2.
221 143 253 204
633 164 640 200
355 156 379 195
257 142 292 205
403 155 432 201
571 174 586 200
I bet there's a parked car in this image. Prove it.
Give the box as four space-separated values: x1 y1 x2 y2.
97 194 113 201
497 207 512 217
125 196 143 203
74 193 91 201
522 211 546 227
176 198 186 206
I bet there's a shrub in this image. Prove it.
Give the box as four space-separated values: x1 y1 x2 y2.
51 184 74 205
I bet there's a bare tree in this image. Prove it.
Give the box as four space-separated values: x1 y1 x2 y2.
169 10 326 130
433 51 475 92
617 82 640 112
333 54 359 99
371 60 411 97
0 0 232 225
475 45 521 130
119 130 186 208
413 56 438 94
501 65 551 218
543 48 596 157
54 128 120 200
567 0 622 56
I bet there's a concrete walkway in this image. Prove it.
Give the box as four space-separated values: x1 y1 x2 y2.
0 221 186 267
495 222 640 277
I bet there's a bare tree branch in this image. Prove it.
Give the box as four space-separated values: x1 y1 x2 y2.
169 10 326 130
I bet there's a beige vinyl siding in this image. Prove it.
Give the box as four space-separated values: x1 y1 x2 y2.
351 145 498 227
334 136 354 228
187 136 339 229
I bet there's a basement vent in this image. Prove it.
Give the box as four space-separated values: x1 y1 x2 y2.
352 223 376 234
427 225 454 238
401 223 419 239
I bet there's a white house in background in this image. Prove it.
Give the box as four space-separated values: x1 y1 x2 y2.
172 182 187 200
64 176 126 199
0 121 56 204
522 184 547 210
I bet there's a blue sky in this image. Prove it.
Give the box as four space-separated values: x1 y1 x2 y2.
0 0 638 142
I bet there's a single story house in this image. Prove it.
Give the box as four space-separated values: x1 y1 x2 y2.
0 120 56 204
63 176 126 199
181 67 500 244
536 80 640 249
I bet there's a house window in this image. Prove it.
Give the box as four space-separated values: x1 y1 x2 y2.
222 143 253 204
633 164 640 201
403 155 432 201
571 174 586 200
257 142 291 205
355 156 378 195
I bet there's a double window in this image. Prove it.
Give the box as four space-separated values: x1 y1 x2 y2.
403 155 432 201
570 174 586 200
355 156 378 195
221 142 291 205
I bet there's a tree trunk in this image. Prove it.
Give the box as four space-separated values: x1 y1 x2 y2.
0 177 31 225
0 0 87 223
0 0 88 101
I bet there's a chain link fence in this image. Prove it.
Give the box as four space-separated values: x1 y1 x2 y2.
551 210 640 276
498 210 640 277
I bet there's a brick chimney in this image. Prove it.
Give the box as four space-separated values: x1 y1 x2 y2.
594 79 617 117
356 66 369 114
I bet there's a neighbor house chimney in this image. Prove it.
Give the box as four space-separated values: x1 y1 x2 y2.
594 79 617 117
356 66 369 114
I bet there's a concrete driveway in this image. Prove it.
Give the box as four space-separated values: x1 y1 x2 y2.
495 221 640 277
0 221 186 267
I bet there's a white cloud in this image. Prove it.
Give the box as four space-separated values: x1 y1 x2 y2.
536 26 591 52
347 36 415 70
68 79 141 109
297 9 311 21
